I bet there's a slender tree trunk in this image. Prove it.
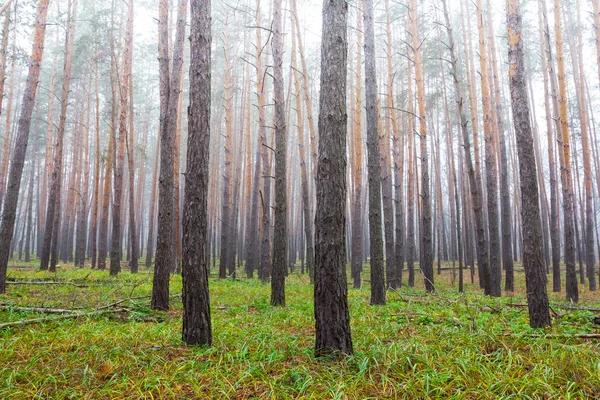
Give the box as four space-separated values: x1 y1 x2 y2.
270 0 287 306
476 0 499 296
291 19 313 283
40 0 78 273
0 0 50 293
111 0 134 276
364 0 385 304
410 0 433 292
553 0 578 303
146 133 160 269
153 0 187 310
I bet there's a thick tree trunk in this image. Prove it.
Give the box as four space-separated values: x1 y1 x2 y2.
182 0 212 346
0 0 50 293
507 0 551 328
314 0 352 357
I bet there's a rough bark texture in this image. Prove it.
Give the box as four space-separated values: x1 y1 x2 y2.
507 0 551 328
182 0 212 346
0 0 49 293
270 0 287 306
364 0 385 305
153 0 187 310
314 0 353 357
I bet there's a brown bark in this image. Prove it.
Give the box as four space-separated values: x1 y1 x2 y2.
0 0 50 293
410 0 433 292
507 0 551 328
182 0 212 346
537 0 560 292
351 0 364 288
314 0 352 357
406 39 415 288
476 0 498 296
553 0 578 303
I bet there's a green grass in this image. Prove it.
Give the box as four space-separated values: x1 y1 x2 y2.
1 262 600 399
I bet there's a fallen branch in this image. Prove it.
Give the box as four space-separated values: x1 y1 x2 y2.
506 333 600 339
6 281 88 287
0 308 126 330
0 306 78 314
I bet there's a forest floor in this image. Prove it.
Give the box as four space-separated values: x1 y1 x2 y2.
1 261 600 399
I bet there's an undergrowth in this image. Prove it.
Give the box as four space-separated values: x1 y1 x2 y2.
1 262 599 399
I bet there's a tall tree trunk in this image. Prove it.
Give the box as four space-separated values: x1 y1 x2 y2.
40 0 78 273
553 0 578 303
406 39 416 288
350 0 364 289
182 0 212 346
256 0 271 283
537 0 560 292
270 0 287 306
127 74 138 273
153 0 187 310
0 0 50 293
111 0 134 276
442 0 489 294
364 0 385 304
476 0 499 296
290 18 313 284
410 0 433 292
314 0 352 357
219 14 233 279
507 0 551 328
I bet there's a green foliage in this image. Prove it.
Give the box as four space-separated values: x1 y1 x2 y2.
1 264 599 398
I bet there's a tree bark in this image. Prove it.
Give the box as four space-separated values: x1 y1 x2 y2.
314 0 352 357
507 0 551 328
0 0 50 293
182 0 212 346
153 0 187 310
270 0 287 306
